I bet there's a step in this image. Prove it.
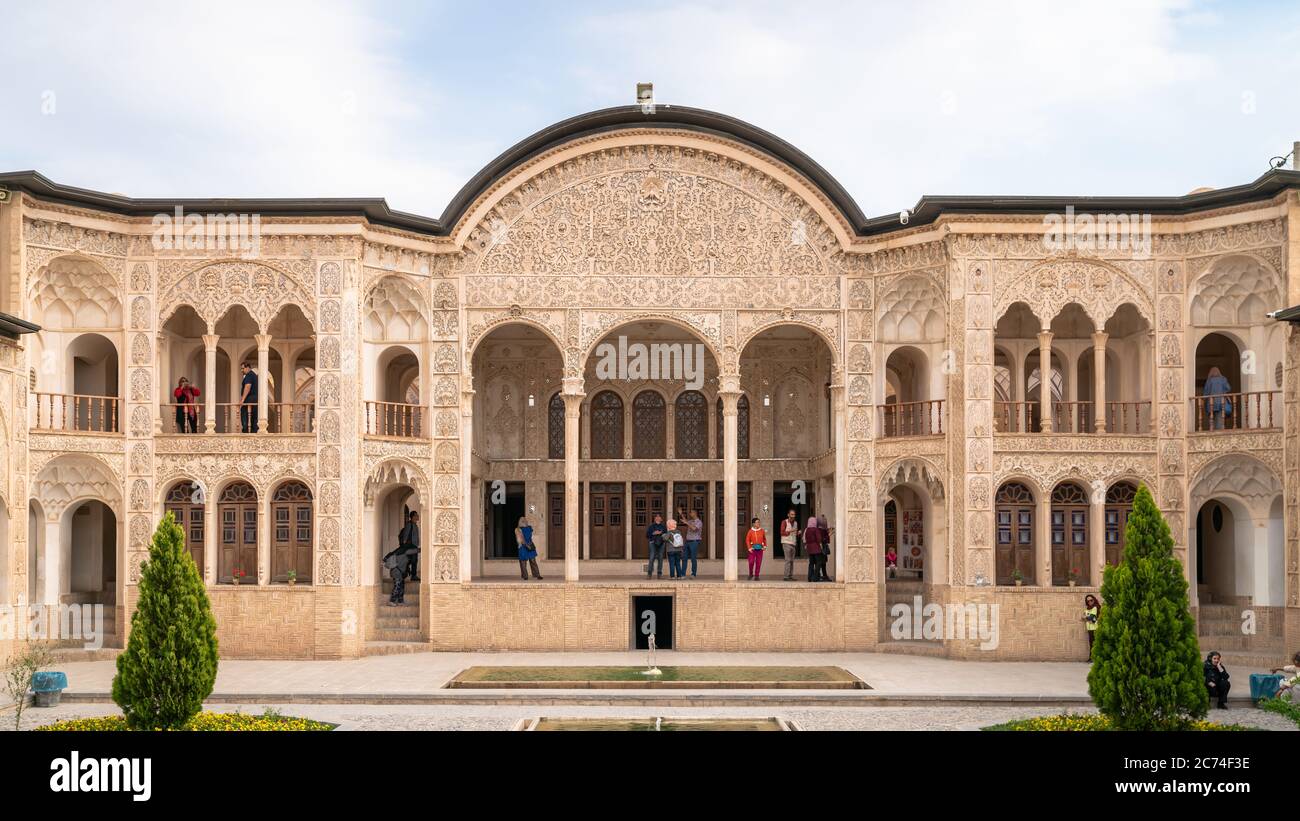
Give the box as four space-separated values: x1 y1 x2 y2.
50 646 123 663
879 640 948 657
376 616 421 629
1196 634 1282 651
377 604 420 618
363 641 429 657
375 628 424 642
1211 652 1288 673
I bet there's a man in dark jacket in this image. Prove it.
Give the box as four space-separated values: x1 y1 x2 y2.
646 514 667 578
399 511 421 581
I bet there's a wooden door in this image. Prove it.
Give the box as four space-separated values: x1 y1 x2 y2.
672 482 709 557
1050 483 1089 586
219 481 259 584
632 482 666 559
271 481 313 584
547 482 583 560
714 481 751 557
1104 482 1136 568
589 483 625 559
995 482 1035 585
164 481 205 573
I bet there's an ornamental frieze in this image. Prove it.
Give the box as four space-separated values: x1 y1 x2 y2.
463 275 840 311
736 310 840 358
993 256 1154 327
153 435 316 455
1186 432 1284 479
992 453 1155 492
993 435 1157 454
463 143 839 279
154 453 315 495
24 218 131 256
579 310 722 362
158 259 317 329
362 242 438 276
849 240 947 275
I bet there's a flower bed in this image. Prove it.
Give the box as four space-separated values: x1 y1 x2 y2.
35 711 334 732
983 713 1252 732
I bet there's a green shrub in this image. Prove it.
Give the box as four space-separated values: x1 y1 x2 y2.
1086 484 1207 730
111 512 219 729
1259 696 1300 728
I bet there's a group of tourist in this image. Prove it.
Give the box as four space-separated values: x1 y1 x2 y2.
744 509 834 582
172 362 263 433
643 509 703 579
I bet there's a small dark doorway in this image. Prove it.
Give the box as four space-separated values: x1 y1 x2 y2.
485 481 526 559
632 594 673 650
772 480 816 559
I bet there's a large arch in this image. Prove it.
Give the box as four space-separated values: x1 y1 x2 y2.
1188 454 1284 607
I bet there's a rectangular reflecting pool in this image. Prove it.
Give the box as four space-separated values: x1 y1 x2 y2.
525 717 792 731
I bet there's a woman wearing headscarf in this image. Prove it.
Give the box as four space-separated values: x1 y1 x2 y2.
816 514 833 582
1204 651 1231 709
803 517 824 582
1201 366 1232 430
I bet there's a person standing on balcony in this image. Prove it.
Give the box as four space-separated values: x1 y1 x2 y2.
515 515 542 580
1202 366 1232 430
803 517 824 582
173 376 200 433
780 509 800 581
239 362 258 433
683 509 702 579
646 514 667 579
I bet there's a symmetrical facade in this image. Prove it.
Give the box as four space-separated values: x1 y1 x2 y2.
1 107 1296 662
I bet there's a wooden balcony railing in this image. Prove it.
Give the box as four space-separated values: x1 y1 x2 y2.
879 400 944 438
215 403 260 434
32 393 120 433
365 401 424 437
268 403 314 434
1191 391 1280 432
1050 401 1093 434
1105 402 1151 434
996 401 1040 433
164 403 205 433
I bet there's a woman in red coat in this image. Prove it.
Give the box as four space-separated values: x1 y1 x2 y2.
803 518 823 582
173 377 201 433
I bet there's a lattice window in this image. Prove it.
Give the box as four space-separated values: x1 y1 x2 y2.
674 390 707 459
590 391 624 459
164 480 205 571
548 392 564 459
633 390 666 459
1050 483 1088 505
271 481 313 584
1105 482 1136 505
996 482 1034 505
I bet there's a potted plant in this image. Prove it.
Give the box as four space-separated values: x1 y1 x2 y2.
1011 568 1024 587
286 569 297 587
1068 568 1079 587
232 568 246 586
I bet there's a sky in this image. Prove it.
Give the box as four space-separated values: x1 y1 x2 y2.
1 0 1297 221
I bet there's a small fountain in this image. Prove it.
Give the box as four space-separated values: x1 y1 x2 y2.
640 634 662 677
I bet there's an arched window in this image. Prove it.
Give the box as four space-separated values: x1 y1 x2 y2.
995 482 1035 586
714 395 751 459
164 481 206 573
271 481 313 584
633 391 666 459
1104 482 1137 567
218 482 258 584
674 390 707 459
590 391 624 460
1050 482 1089 586
548 392 565 459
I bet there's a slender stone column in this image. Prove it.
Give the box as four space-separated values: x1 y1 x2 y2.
202 333 219 433
720 375 741 582
1037 492 1052 587
1092 330 1108 433
562 377 584 582
830 368 847 582
1037 330 1054 433
43 517 61 606
460 383 475 582
255 333 271 433
155 333 169 434
1089 487 1105 586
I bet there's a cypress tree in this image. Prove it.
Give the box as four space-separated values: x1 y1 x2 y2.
112 512 219 729
1087 483 1207 730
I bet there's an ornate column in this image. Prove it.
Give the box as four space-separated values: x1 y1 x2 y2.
830 367 848 581
562 377 584 582
1089 484 1104 586
1037 330 1054 433
1092 330 1108 433
202 333 219 433
255 333 271 433
42 516 61 606
1036 492 1052 587
155 333 169 434
720 374 741 582
459 383 475 582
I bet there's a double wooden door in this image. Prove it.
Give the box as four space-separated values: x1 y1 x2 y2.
589 483 625 560
714 481 751 557
631 483 666 559
546 482 584 560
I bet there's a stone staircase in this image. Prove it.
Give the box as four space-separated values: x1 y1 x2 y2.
1197 602 1284 673
878 580 945 655
49 593 122 662
365 579 427 656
